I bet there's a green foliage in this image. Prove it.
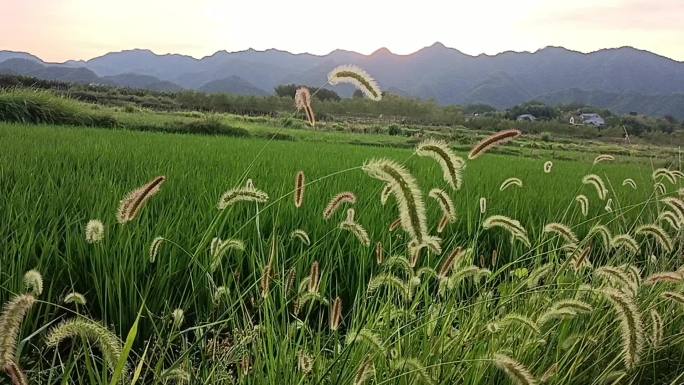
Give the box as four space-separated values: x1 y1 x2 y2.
1 121 684 384
274 83 341 101
0 89 117 127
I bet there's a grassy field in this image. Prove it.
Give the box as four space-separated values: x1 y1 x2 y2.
1 120 684 385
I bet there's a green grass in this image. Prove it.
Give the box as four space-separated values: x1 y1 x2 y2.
1 122 684 384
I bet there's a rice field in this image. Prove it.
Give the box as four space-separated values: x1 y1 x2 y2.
1 120 684 385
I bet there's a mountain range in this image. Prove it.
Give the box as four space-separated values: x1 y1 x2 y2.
1 43 684 118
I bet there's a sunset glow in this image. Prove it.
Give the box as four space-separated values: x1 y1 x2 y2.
1 0 682 62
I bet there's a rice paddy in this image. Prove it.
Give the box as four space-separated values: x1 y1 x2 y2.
1 110 684 384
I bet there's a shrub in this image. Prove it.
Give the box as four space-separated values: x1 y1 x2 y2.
0 89 117 127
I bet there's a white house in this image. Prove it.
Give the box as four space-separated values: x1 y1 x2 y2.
579 113 605 127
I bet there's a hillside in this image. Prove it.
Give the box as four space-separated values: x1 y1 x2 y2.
1 43 684 117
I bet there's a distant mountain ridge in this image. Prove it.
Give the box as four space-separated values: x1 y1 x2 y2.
1 43 684 118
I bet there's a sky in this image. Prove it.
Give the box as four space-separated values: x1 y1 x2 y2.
1 0 682 62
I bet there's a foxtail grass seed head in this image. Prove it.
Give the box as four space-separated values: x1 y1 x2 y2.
492 353 538 385
438 247 463 278
63 292 87 305
570 246 592 271
610 234 639 254
362 242 378 270
479 197 487 214
416 139 465 190
149 236 165 263
622 178 637 189
308 261 320 294
23 270 43 296
0 294 36 367
217 183 269 209
499 177 523 191
643 271 683 285
468 129 522 160
582 174 608 200
345 329 386 355
294 87 315 127
526 263 554 288
260 255 273 298
3 359 29 385
654 182 666 195
117 176 165 223
650 309 663 348
329 297 342 331
85 219 105 243
340 210 371 247
363 159 437 250
437 214 449 233
496 314 540 334
323 192 357 220
543 222 579 244
428 188 456 222
297 350 314 374
652 168 677 184
575 195 589 216
482 215 529 243
213 286 228 305
595 266 638 295
45 318 125 373
172 309 184 328
593 154 615 164
390 357 435 385
661 197 684 223
294 86 311 110
367 273 411 302
635 224 673 252
389 218 401 232
588 225 612 249
380 184 392 205
354 358 376 385
294 171 305 208
661 291 684 305
604 198 613 212
540 363 558 384
598 288 644 369
543 161 553 174
328 65 382 101
290 229 311 246
210 238 245 272
658 210 681 230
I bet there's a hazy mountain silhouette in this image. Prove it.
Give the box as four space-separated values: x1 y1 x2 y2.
1 43 683 117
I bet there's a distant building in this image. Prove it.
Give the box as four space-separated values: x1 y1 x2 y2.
516 114 536 122
580 113 605 127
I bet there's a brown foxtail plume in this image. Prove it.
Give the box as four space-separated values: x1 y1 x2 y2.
468 129 521 160
323 192 357 220
329 297 342 331
294 171 305 208
116 176 166 223
295 87 316 127
308 261 320 294
328 65 382 101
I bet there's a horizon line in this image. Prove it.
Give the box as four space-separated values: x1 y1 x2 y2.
3 41 682 65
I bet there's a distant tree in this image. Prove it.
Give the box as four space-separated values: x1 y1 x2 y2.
274 84 340 101
352 89 364 98
506 101 558 120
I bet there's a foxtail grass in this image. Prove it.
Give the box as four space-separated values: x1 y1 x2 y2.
117 176 165 223
468 129 522 160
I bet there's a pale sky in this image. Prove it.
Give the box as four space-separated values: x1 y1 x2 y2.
1 0 682 62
